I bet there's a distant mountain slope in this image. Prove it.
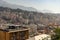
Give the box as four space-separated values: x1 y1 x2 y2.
0 0 37 11
0 0 60 25
0 7 59 25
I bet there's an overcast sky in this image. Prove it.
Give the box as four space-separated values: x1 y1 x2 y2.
3 0 60 13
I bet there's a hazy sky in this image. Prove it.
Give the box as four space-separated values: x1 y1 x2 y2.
3 0 60 13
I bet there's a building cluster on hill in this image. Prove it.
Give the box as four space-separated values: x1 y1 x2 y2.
0 24 53 40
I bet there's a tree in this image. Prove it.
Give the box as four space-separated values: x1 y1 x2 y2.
52 28 60 40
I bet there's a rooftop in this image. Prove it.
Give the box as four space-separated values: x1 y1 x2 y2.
0 24 29 32
27 34 51 40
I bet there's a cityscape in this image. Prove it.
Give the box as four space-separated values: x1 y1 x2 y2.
0 0 60 40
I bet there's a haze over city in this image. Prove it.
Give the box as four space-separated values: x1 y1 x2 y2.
3 0 60 13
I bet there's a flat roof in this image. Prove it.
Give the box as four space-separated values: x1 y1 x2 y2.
8 29 28 33
0 24 29 32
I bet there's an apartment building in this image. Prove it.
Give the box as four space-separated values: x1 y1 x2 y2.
0 24 29 40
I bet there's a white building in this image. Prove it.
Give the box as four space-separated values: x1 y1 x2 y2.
27 34 51 40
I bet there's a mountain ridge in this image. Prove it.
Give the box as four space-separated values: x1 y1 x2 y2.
0 0 37 11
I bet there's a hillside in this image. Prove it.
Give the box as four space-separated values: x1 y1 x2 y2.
0 0 37 11
0 7 59 25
